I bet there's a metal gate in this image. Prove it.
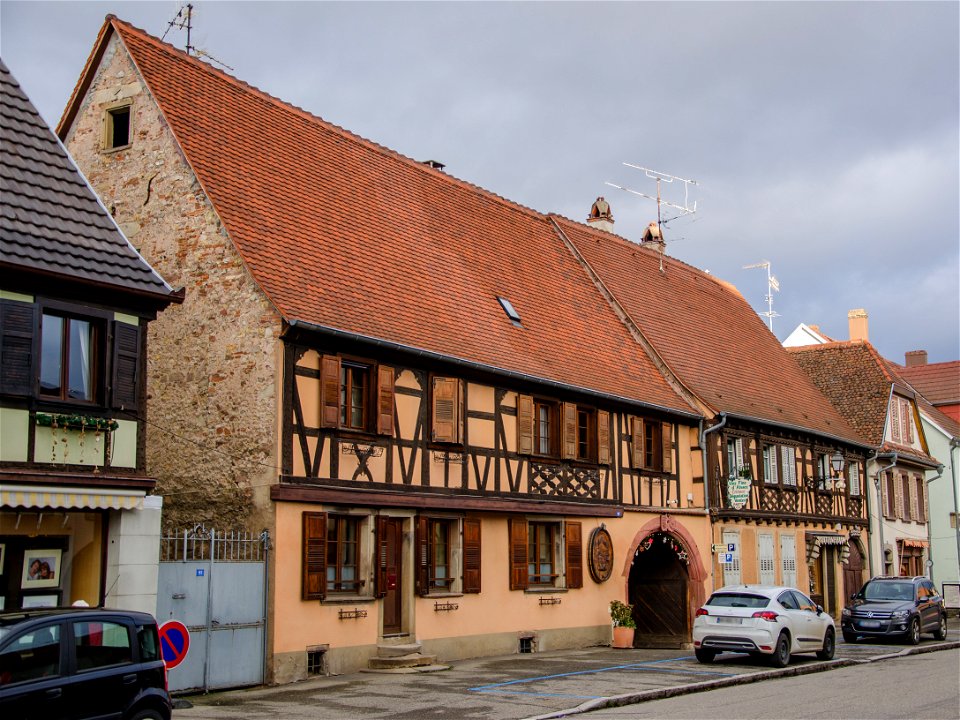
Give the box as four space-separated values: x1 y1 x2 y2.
157 526 269 693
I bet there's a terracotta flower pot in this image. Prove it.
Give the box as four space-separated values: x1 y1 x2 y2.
611 626 635 649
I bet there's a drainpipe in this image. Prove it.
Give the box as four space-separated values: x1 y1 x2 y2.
700 412 727 592
872 452 898 577
950 438 960 582
925 464 945 582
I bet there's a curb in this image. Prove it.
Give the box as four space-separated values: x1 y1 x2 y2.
523 641 960 720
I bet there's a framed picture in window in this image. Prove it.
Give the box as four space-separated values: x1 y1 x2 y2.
21 594 59 608
21 549 62 589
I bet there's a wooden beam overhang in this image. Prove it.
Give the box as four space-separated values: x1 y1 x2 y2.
713 508 870 528
273 476 625 517
0 469 157 491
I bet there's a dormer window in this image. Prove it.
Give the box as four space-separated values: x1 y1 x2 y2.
497 296 521 325
104 104 131 150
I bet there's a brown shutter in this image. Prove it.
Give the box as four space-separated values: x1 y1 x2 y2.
375 515 388 598
906 476 916 520
463 517 482 594
889 399 901 442
597 410 610 466
894 473 904 520
432 377 460 443
376 365 395 436
517 394 534 455
630 417 644 469
0 300 37 397
509 517 528 590
904 400 914 443
415 515 429 596
320 355 341 428
564 521 583 589
562 402 577 460
661 422 674 474
111 321 141 411
302 512 327 600
918 477 927 522
884 473 895 519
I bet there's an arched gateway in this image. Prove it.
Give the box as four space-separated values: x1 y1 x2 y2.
624 515 708 648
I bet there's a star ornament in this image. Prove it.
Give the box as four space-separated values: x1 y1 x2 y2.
677 550 689 562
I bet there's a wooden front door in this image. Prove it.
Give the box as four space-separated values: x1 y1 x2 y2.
843 540 864 603
382 517 403 635
628 532 689 648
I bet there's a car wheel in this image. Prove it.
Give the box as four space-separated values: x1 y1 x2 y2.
842 630 858 644
933 615 948 641
127 709 166 720
770 632 790 668
816 628 836 660
906 617 921 645
694 648 717 664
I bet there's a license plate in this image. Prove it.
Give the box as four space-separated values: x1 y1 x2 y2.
717 617 742 624
858 620 880 628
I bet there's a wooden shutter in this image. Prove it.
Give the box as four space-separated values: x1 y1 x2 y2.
0 300 37 396
517 394 534 455
890 399 901 442
917 477 927 522
661 422 673 474
111 321 141 411
463 517 482 594
415 515 429 596
376 365 395 436
630 417 644 469
508 517 528 590
597 410 610 465
375 515 389 598
302 512 327 600
564 521 583 589
894 473 904 519
432 377 460 443
905 476 916 520
903 400 914 443
320 355 341 428
562 402 577 460
884 472 895 518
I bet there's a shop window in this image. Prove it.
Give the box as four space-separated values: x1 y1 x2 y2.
508 517 582 591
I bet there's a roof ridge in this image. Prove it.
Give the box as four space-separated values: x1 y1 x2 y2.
106 15 550 226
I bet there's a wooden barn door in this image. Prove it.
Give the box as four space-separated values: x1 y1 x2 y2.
628 533 689 648
843 540 865 602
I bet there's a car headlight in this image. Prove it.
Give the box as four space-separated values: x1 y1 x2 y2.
841 608 852 617
891 610 909 619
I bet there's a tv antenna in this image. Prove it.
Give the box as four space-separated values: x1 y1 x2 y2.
606 164 699 272
743 260 781 331
161 3 234 70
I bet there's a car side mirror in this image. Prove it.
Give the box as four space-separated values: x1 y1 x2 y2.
815 605 824 615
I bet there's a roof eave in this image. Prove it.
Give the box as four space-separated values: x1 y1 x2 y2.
722 410 871 451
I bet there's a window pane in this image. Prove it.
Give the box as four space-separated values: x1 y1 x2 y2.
40 314 64 395
577 409 589 458
138 625 159 662
74 621 132 671
68 318 93 400
537 405 550 454
0 625 60 685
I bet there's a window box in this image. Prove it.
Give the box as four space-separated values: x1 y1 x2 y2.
35 412 118 432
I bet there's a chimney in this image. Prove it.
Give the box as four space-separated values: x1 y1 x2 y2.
848 308 869 342
905 350 928 367
587 197 614 234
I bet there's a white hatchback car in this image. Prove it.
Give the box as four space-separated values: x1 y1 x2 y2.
692 585 836 667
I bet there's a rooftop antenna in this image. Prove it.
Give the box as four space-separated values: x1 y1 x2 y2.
743 260 781 331
606 164 698 272
161 3 235 71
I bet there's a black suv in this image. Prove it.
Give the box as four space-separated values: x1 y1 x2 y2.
841 576 948 645
0 607 171 720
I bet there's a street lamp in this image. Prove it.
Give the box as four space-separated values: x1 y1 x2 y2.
831 451 846 491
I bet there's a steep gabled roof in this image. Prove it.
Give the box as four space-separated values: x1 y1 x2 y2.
896 360 960 408
0 58 176 303
59 17 692 414
553 217 865 445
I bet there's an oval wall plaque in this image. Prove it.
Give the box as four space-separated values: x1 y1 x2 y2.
588 526 614 583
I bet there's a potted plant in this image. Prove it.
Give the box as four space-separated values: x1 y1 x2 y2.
609 600 636 648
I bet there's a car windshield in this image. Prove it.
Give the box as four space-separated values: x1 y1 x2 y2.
706 593 770 609
863 582 914 601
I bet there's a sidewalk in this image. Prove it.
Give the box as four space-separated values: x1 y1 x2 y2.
174 619 960 720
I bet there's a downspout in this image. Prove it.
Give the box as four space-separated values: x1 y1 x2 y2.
700 412 727 592
951 438 960 583
925 464 945 582
872 452 898 577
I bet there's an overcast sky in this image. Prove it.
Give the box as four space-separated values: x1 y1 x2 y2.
3 1 958 363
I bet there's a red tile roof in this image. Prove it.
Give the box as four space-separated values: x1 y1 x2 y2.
553 218 864 445
896 361 960 407
61 17 691 414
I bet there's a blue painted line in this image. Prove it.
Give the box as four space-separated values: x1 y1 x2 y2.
478 690 604 699
468 657 733 694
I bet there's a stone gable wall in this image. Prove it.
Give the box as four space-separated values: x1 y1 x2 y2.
64 36 280 532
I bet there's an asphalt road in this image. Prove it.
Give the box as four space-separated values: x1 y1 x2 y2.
581 646 960 719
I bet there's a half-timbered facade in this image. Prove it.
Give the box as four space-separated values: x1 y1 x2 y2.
0 59 180 614
58 17 719 681
555 216 872 619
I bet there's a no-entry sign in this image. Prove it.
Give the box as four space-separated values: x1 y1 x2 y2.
158 620 190 669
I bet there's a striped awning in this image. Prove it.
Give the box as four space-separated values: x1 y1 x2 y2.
805 532 851 565
0 483 145 510
899 539 929 548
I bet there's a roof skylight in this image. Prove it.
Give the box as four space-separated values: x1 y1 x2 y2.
497 296 522 325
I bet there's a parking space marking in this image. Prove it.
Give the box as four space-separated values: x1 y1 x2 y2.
469 657 735 696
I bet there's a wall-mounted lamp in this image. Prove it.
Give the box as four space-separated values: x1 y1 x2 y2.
830 451 845 477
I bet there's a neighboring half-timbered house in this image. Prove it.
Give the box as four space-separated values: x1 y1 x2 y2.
58 17 717 681
0 59 180 614
555 217 872 619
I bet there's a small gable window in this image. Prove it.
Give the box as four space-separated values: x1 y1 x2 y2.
104 104 131 150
